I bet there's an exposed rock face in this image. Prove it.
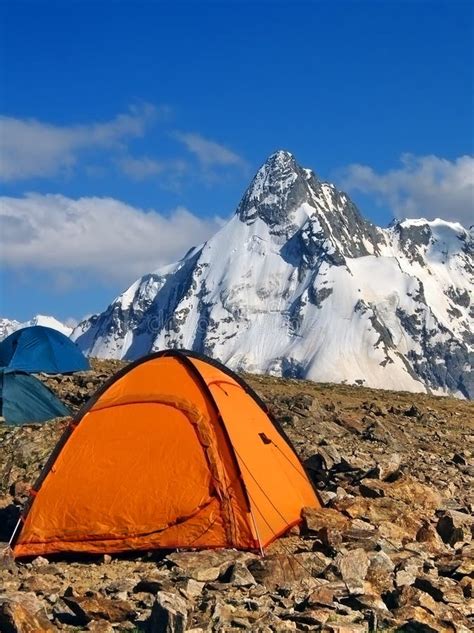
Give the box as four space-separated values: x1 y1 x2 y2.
0 364 473 631
71 151 473 399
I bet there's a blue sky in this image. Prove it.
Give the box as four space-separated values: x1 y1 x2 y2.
1 0 473 322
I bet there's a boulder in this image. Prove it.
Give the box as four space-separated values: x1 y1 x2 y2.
414 575 465 605
416 520 446 552
365 551 395 594
0 592 55 633
369 453 402 481
226 562 256 588
148 591 189 633
436 510 474 546
393 606 450 632
334 548 370 594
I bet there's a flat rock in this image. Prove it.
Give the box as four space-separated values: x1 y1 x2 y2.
302 507 350 534
166 550 247 582
248 553 321 590
63 594 135 625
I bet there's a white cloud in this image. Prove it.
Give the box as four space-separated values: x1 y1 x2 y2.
340 154 474 227
118 155 187 181
0 193 224 284
0 104 158 182
175 132 247 169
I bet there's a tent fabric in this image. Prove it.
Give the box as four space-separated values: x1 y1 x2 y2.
0 370 70 426
0 326 89 374
12 350 321 558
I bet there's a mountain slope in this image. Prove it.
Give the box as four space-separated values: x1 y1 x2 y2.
72 151 473 398
0 315 73 341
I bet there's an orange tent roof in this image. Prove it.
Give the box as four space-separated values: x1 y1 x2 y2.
12 350 321 557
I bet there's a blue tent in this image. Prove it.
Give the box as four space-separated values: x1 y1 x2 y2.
0 370 70 426
0 326 89 374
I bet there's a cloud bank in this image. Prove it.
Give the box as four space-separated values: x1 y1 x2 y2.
340 154 474 227
175 132 246 168
0 107 248 186
118 155 187 182
0 104 158 182
0 193 224 284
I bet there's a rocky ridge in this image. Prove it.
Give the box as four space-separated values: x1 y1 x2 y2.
0 361 473 631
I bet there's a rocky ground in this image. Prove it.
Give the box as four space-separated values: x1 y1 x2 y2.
0 360 473 632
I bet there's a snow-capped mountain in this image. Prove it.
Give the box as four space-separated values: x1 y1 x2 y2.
72 151 473 398
0 315 73 341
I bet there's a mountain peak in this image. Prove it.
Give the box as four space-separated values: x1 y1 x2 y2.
236 150 315 226
265 149 294 165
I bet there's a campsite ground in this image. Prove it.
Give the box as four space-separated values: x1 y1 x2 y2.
0 360 473 632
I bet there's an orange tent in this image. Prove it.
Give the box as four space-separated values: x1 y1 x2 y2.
12 350 320 557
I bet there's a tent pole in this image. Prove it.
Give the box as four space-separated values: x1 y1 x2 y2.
249 508 265 558
8 516 22 549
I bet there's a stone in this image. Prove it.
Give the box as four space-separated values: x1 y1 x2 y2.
302 507 349 534
336 415 366 435
325 625 369 633
393 606 449 632
394 556 424 589
0 592 55 633
0 546 16 572
30 556 49 568
86 621 115 632
358 480 386 498
52 598 79 625
335 548 370 594
148 591 188 633
104 579 135 595
248 553 318 590
416 520 445 551
180 579 204 598
20 575 61 594
456 547 474 575
134 575 167 594
317 444 342 470
371 453 402 481
414 575 465 605
365 551 395 594
63 595 135 624
362 419 394 445
436 510 474 546
459 576 473 598
226 562 256 587
392 585 440 615
404 404 422 419
378 477 443 510
166 550 244 582
306 585 336 607
395 569 417 588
